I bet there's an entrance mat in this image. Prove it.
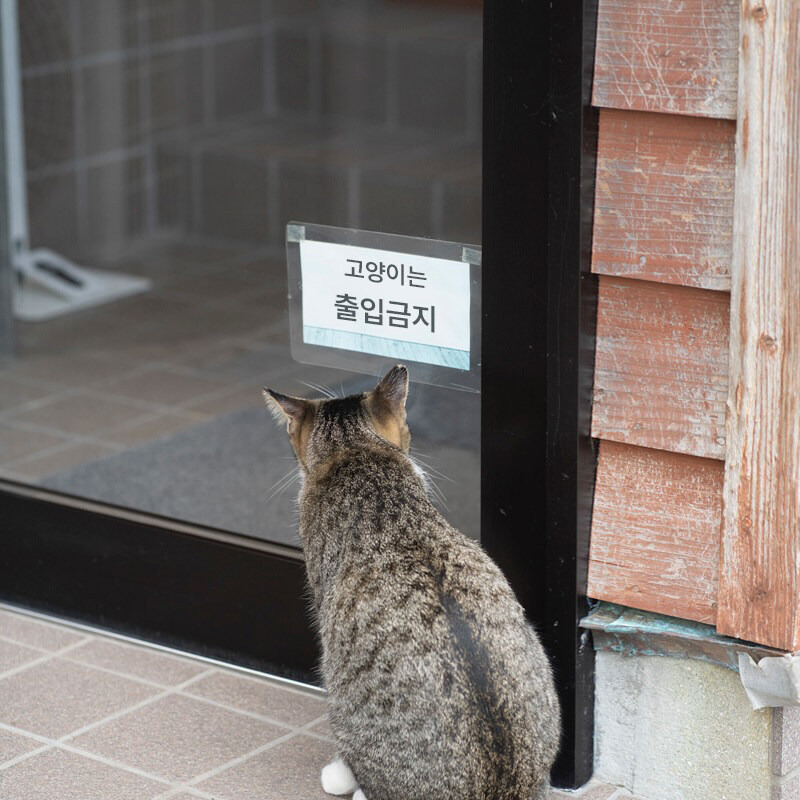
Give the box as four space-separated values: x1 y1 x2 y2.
39 390 479 546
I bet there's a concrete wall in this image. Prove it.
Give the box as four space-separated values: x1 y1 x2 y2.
594 651 772 800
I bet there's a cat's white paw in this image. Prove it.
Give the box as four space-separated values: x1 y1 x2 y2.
321 757 358 795
353 790 368 800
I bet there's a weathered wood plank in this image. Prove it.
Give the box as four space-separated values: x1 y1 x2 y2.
592 109 735 291
588 440 722 624
593 0 739 119
592 275 729 459
717 1 800 651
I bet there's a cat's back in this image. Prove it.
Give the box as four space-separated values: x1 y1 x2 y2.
312 452 559 800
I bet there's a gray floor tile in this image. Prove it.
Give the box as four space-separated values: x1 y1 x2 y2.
0 658 160 739
100 368 231 407
71 694 289 783
307 717 334 740
0 729 44 765
159 794 207 800
66 639 209 687
7 393 154 437
0 640 46 674
0 610 87 651
1 354 142 389
183 386 263 416
0 424 71 464
198 733 336 800
0 747 166 799
0 378 56 415
184 671 327 727
7 442 119 479
100 412 207 447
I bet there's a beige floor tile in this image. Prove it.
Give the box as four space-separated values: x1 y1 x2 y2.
0 658 159 739
197 733 336 800
7 394 153 437
0 379 56 415
71 694 289 783
0 747 166 799
7 442 118 478
0 640 46 674
66 639 208 687
1 354 142 389
0 467 34 483
183 386 263 416
101 368 231 407
101 412 206 447
184 671 327 727
0 728 43 765
580 782 621 799
0 424 71 464
161 794 207 799
308 717 334 740
0 610 87 651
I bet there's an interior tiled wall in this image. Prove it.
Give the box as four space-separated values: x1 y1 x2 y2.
19 0 482 260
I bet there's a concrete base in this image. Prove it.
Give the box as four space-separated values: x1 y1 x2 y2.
595 651 773 800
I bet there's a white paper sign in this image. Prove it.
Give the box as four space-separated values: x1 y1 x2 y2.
298 239 471 370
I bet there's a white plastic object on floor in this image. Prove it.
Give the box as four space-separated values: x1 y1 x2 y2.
12 248 151 322
1 0 151 323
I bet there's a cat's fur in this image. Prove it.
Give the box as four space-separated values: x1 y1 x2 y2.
264 366 560 800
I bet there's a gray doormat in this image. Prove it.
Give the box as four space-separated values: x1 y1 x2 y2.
40 391 479 546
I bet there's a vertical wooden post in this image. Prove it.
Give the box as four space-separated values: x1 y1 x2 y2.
717 0 800 650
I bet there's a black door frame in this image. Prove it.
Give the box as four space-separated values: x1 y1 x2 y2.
1 1 597 789
482 0 598 788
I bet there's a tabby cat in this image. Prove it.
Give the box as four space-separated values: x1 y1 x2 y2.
264 365 560 800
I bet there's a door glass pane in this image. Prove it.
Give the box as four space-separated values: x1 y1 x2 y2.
1 0 481 545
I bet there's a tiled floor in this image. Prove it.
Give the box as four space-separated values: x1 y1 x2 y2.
0 604 334 800
0 238 353 486
0 605 637 799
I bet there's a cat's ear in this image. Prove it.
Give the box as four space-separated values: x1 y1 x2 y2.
371 365 409 415
262 388 309 426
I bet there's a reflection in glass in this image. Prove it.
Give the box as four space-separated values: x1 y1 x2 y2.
0 0 481 545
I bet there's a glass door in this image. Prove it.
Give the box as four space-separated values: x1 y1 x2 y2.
0 0 481 673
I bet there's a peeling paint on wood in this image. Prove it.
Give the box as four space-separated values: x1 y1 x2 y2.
592 109 735 290
588 440 723 624
717 0 800 652
592 275 730 459
593 0 739 119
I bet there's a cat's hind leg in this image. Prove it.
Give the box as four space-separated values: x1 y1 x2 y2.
352 790 368 800
321 757 359 796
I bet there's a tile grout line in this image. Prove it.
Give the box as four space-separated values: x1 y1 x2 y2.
182 727 303 793
0 603 324 695
0 636 93 682
0 667 296 795
57 668 218 745
166 715 338 797
46 647 327 737
0 743 53 772
0 679 327 796
0 724 178 794
57 654 205 692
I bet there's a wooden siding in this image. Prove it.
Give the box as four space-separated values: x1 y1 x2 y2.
717 0 800 651
588 440 722 624
593 0 739 119
592 275 729 460
592 109 735 291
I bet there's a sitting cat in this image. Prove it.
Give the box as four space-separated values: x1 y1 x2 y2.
264 365 560 800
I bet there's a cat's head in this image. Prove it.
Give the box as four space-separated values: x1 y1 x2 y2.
263 365 410 472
